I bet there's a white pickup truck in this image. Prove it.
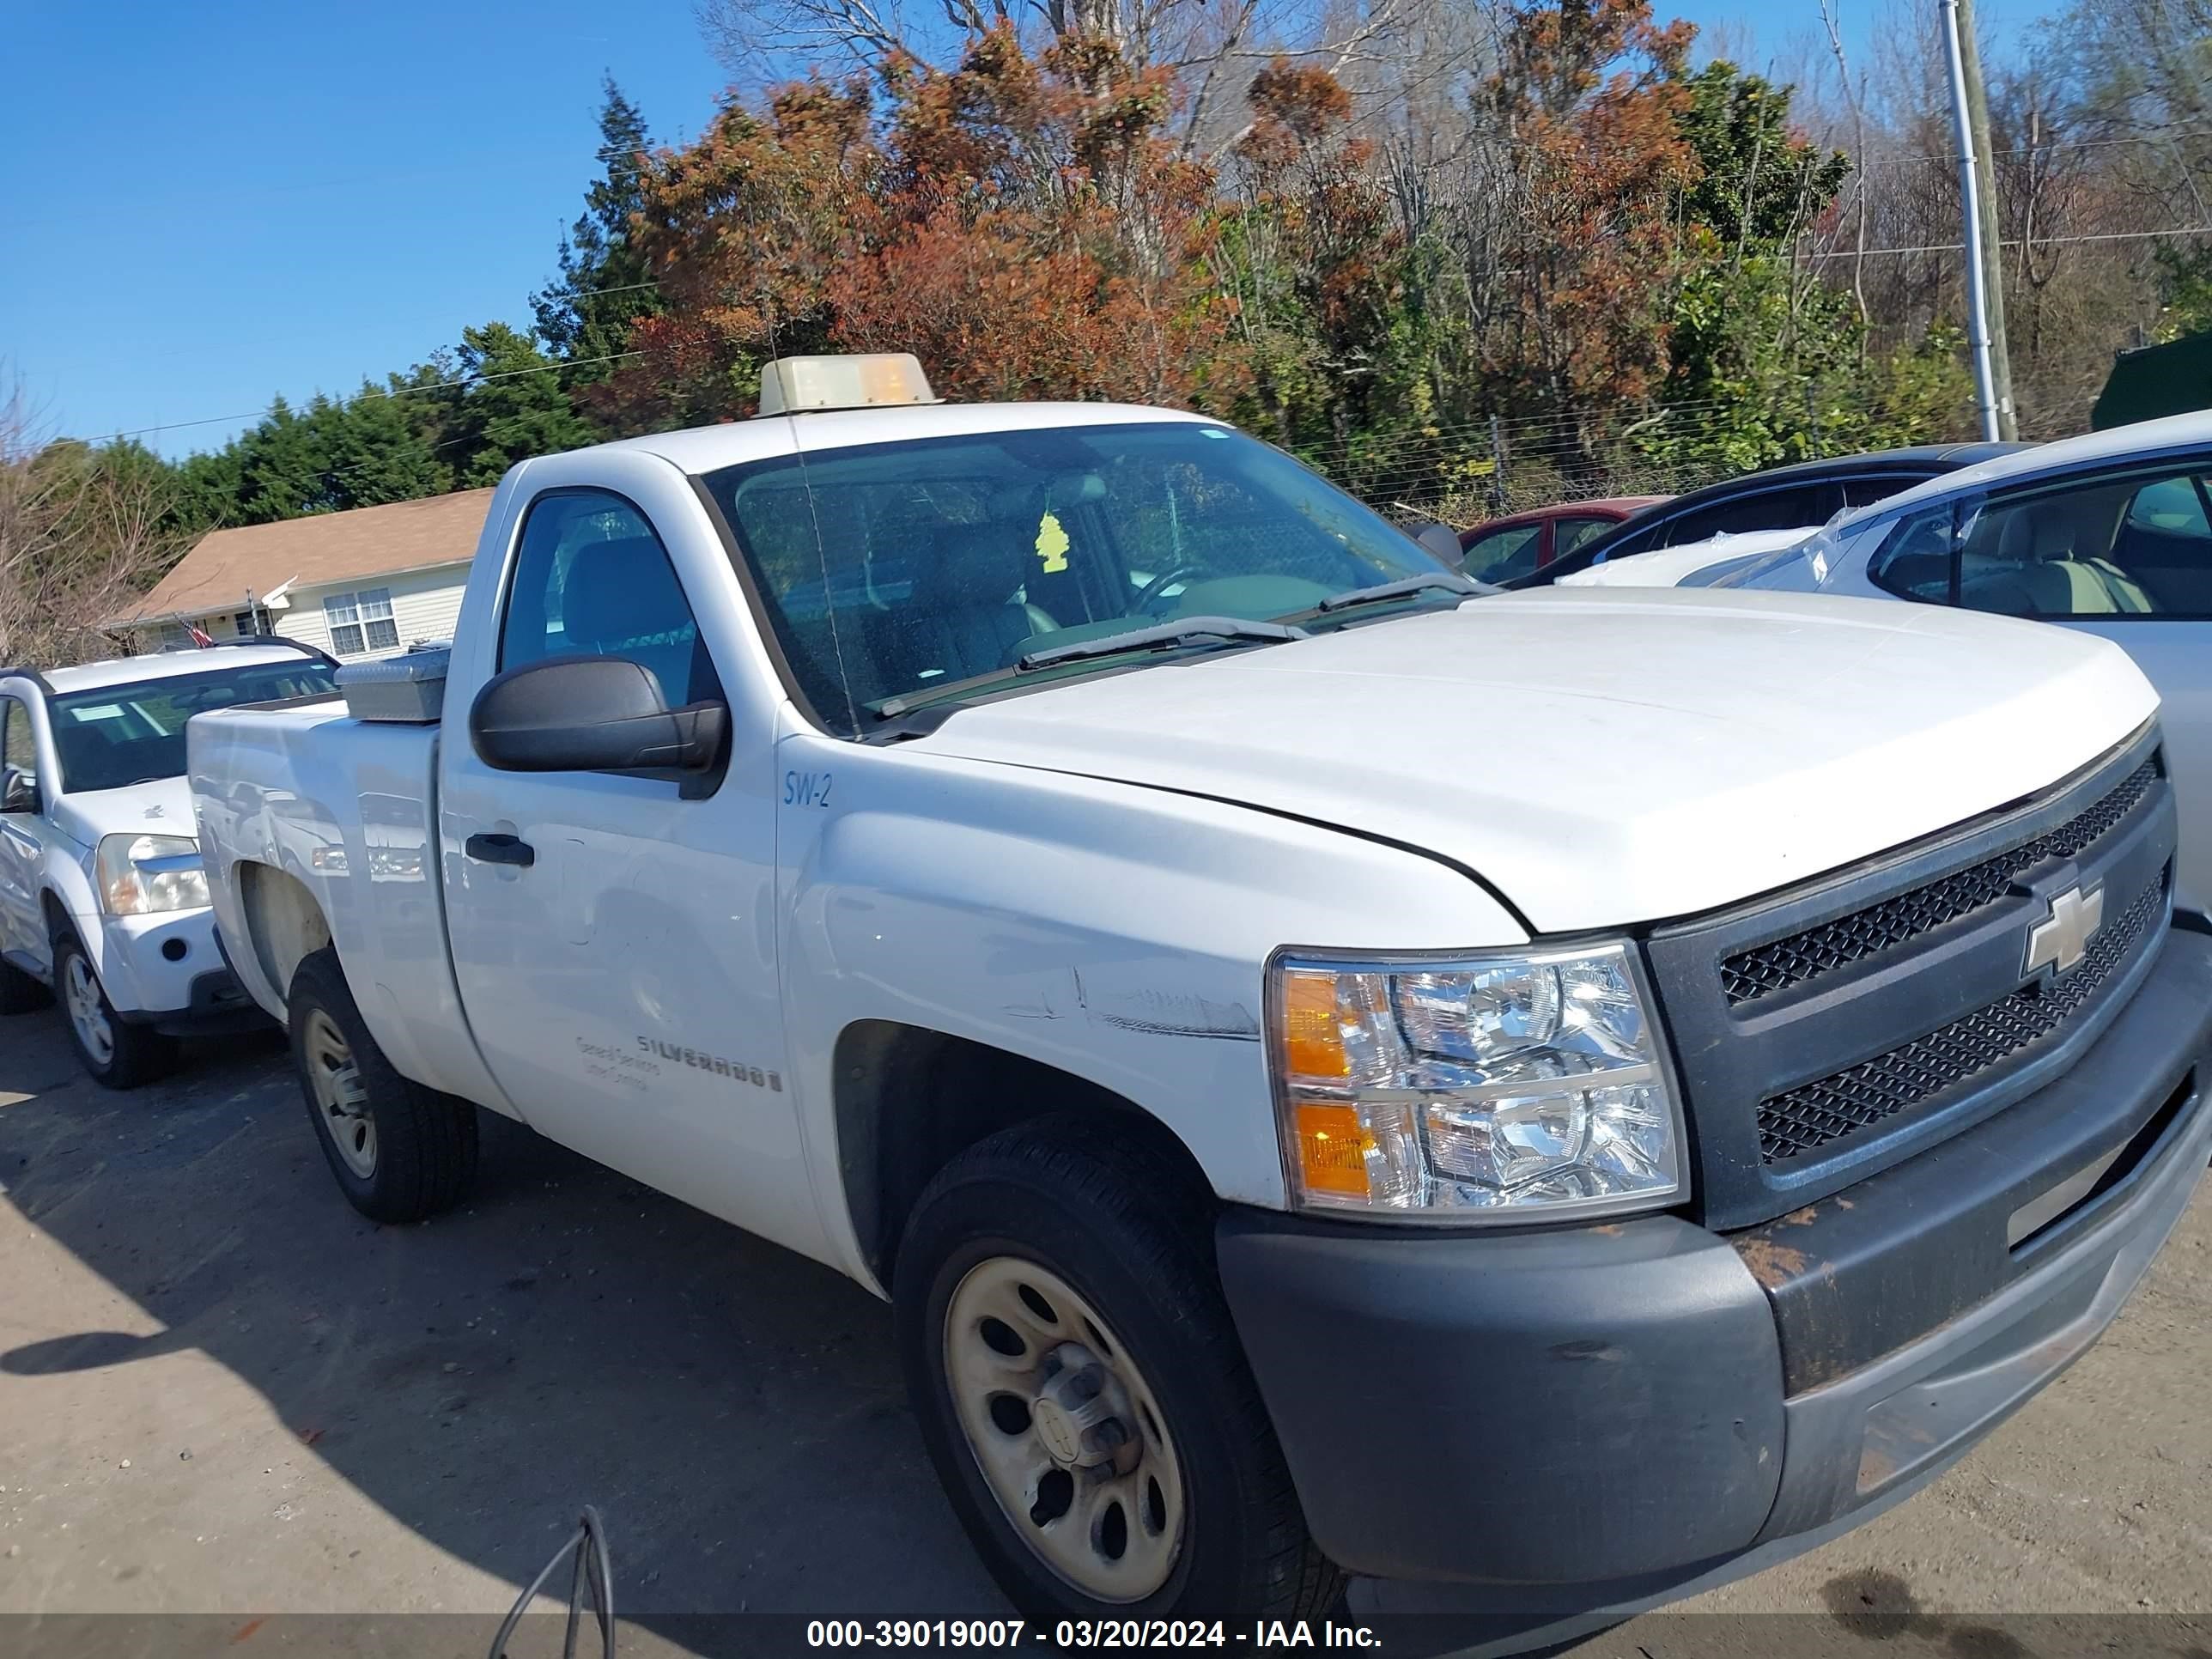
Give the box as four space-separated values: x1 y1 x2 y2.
187 356 2212 1640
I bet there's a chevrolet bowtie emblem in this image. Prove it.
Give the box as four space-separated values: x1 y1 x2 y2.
2025 884 2103 980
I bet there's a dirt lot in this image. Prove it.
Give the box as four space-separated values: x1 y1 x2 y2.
2 1011 2209 1656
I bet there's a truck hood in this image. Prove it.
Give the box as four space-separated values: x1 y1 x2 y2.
915 587 2159 934
52 775 198 851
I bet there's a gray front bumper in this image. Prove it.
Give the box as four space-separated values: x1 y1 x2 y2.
1217 917 2212 1622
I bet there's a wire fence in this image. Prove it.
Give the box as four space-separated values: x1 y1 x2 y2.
1293 395 1978 526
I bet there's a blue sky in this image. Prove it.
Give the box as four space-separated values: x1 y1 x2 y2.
0 0 2046 459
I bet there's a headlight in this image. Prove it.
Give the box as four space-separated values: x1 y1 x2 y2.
1270 944 1685 1220
95 834 210 916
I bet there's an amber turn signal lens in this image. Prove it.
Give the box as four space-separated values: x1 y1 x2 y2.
1282 971 1349 1078
1295 1102 1372 1198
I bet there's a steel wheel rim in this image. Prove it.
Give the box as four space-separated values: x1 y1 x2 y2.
944 1257 1187 1602
303 1009 376 1178
63 955 113 1066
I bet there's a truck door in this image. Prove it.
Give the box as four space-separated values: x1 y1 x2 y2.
438 484 817 1256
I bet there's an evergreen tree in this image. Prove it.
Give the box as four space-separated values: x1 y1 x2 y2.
532 77 661 387
450 323 596 486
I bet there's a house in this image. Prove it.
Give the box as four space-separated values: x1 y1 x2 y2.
113 487 495 660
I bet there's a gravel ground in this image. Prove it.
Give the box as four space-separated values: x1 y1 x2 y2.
1 1009 2207 1657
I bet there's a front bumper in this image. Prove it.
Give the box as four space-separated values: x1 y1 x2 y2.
99 909 264 1034
1217 914 2212 1620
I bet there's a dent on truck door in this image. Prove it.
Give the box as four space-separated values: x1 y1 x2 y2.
438 486 817 1255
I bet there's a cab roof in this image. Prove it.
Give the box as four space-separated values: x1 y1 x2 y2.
583 400 1221 477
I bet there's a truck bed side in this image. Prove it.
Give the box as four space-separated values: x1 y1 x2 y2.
187 697 519 1120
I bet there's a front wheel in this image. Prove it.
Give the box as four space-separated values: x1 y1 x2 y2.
55 933 174 1089
894 1117 1341 1623
287 947 477 1222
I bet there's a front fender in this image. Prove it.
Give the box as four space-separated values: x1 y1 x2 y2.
775 728 1528 1269
39 844 105 969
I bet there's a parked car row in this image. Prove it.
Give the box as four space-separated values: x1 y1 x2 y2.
1544 412 2212 902
1458 441 2023 587
4 365 2208 1649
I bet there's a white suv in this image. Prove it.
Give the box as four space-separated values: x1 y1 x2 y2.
0 641 339 1085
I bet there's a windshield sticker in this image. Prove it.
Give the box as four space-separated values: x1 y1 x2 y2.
66 704 126 721
1035 512 1070 574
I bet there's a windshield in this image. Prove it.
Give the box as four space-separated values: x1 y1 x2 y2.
50 659 338 793
698 421 1444 732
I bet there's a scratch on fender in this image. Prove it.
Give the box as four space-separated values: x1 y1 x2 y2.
1003 969 1261 1040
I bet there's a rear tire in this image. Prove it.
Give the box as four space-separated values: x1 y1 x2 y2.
0 956 50 1014
893 1115 1341 1624
287 947 477 1222
54 933 175 1089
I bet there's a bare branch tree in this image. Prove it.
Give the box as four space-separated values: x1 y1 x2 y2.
0 380 182 668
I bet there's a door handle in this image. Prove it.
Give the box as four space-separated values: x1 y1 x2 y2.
465 833 536 867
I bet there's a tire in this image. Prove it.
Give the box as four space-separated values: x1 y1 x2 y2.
0 955 50 1014
894 1115 1341 1625
54 932 175 1089
286 946 477 1223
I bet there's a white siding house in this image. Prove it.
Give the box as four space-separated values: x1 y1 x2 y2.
113 488 493 663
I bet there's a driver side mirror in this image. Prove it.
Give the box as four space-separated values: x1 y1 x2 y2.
470 656 728 778
1407 522 1467 567
1 769 36 815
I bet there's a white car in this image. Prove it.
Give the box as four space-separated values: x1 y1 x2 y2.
184 357 2210 1639
1560 414 2212 902
1554 526 1825 590
0 641 340 1085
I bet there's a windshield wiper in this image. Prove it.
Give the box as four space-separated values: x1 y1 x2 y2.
1015 615 1309 672
1313 569 1493 614
873 616 1307 722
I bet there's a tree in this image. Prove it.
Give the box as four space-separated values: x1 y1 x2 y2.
606 30 1228 426
532 78 663 390
448 323 597 485
1 386 183 665
1464 0 1702 471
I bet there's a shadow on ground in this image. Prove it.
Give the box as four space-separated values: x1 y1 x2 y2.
0 1012 1003 1619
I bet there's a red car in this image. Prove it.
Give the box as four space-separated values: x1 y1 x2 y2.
1456 496 1669 584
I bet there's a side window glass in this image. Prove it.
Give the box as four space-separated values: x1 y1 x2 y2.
1553 517 1613 556
1954 464 2212 619
1663 485 1823 547
1596 521 1660 562
1868 505 1958 602
1842 472 1931 511
502 492 721 707
3 698 33 781
1461 523 1541 583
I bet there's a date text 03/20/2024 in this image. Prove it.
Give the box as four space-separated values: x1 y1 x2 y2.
805 1623 1382 1649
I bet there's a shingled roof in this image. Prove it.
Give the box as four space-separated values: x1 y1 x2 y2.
118 487 495 624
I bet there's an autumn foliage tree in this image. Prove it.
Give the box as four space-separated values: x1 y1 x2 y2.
607 27 1228 426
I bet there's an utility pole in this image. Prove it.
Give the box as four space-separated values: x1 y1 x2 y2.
1939 0 2004 442
1946 0 2017 442
1943 0 2017 440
